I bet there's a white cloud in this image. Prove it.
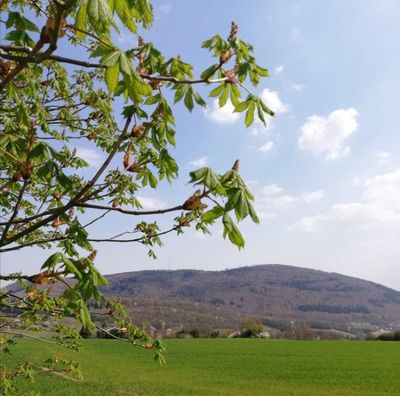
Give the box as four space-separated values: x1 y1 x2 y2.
136 196 167 210
255 194 297 220
302 190 325 203
262 184 283 195
275 65 284 75
291 169 400 232
190 157 208 167
258 141 274 154
260 88 288 115
298 108 359 160
254 184 297 220
204 99 239 124
374 151 390 164
75 147 105 167
291 83 305 91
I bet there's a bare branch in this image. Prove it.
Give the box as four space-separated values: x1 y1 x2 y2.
1 180 29 243
78 203 184 216
0 330 59 344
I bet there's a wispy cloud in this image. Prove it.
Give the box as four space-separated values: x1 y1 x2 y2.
190 157 208 167
75 147 105 167
258 141 274 154
274 65 284 75
290 169 400 232
136 196 167 210
374 150 390 164
291 83 305 92
302 190 325 203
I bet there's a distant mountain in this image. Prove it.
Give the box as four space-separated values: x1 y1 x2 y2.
102 264 400 336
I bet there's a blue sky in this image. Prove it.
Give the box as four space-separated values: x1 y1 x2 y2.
3 0 400 289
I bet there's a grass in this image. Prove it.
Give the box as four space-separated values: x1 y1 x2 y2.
3 338 400 395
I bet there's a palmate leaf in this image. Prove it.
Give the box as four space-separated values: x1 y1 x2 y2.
201 206 224 222
87 0 119 35
114 0 137 32
135 0 154 27
222 213 245 249
189 167 224 194
100 50 121 66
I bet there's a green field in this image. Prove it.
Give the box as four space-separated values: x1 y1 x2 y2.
3 339 400 395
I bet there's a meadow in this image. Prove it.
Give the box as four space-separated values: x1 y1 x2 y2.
4 339 400 395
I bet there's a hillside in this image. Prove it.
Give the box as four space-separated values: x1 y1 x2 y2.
101 265 400 336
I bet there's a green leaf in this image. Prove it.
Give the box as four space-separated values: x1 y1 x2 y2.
234 100 250 113
105 62 119 93
61 256 82 278
219 84 229 107
259 99 275 117
192 90 206 107
245 101 256 127
202 206 224 222
189 167 225 195
119 52 131 75
88 0 108 29
209 84 224 97
75 2 88 39
257 102 266 126
100 50 121 67
230 85 241 106
174 86 185 103
255 64 269 77
248 201 260 224
79 300 94 330
184 89 194 112
41 253 62 270
222 213 245 249
200 64 218 80
114 0 137 32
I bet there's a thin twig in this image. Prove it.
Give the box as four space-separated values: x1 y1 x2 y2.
1 180 28 243
78 203 184 216
0 330 58 344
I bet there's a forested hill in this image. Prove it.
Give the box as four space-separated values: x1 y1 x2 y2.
102 264 400 335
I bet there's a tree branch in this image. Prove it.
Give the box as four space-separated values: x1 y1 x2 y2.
0 116 133 247
1 180 29 243
1 44 228 84
78 203 184 216
0 330 59 344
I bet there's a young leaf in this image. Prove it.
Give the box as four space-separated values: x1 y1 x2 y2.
119 52 131 75
219 84 229 107
202 206 224 222
209 84 225 97
100 50 121 67
75 2 88 39
234 100 250 113
245 101 256 127
184 89 194 112
105 62 120 93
